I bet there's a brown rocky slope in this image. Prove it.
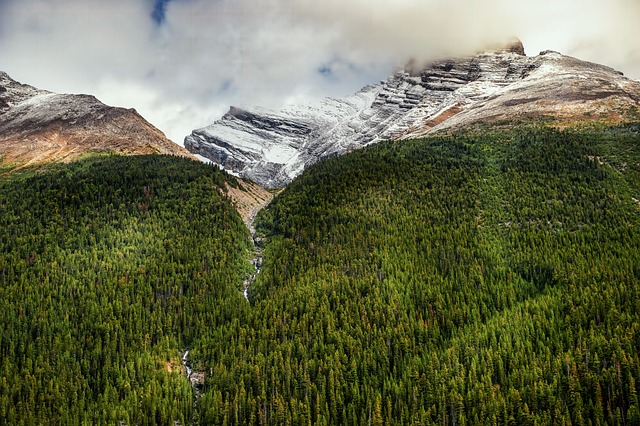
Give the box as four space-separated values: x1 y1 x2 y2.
0 71 193 168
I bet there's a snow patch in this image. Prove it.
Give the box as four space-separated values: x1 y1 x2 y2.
194 154 213 164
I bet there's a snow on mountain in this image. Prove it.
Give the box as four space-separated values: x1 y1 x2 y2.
185 40 640 189
185 87 381 188
0 71 193 167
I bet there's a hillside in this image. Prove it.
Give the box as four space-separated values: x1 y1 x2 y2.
206 123 639 424
2 124 640 424
185 41 640 188
0 71 193 169
0 155 251 424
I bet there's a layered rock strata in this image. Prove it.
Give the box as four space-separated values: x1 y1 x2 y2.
186 42 640 188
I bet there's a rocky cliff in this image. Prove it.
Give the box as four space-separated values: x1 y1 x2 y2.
185 41 640 188
0 71 193 168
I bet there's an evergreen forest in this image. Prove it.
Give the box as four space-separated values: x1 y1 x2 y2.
0 155 251 424
2 124 640 425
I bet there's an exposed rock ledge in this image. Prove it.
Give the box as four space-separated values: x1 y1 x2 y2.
185 42 640 188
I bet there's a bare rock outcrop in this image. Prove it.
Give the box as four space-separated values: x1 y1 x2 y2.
185 42 640 188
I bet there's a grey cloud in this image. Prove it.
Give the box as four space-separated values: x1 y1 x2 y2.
0 0 639 144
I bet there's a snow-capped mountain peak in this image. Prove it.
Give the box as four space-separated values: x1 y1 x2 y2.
185 42 640 188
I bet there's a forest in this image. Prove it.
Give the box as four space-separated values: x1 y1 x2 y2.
0 155 251 424
1 123 640 424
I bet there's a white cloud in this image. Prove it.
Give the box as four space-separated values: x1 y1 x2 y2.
1 0 639 144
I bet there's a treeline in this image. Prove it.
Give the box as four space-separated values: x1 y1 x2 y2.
195 125 640 424
0 155 251 424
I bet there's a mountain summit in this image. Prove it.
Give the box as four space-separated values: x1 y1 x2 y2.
0 71 192 168
185 42 640 188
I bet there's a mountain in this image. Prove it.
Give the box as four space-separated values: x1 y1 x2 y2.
5 124 640 424
0 71 192 168
3 51 640 423
185 40 640 188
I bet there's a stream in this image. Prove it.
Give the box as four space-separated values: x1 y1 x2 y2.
242 196 272 302
181 349 203 425
181 350 203 393
182 350 192 379
243 237 263 301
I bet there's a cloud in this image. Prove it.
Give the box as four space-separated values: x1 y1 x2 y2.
0 0 639 143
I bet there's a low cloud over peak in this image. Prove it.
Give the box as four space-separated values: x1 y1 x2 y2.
1 0 639 143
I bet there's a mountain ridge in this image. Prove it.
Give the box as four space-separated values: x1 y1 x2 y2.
0 71 193 168
185 42 640 188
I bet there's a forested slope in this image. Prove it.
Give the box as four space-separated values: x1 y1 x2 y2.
196 125 640 424
0 155 251 424
3 125 640 425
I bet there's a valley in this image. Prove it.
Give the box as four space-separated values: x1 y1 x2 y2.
2 124 640 424
1 45 640 425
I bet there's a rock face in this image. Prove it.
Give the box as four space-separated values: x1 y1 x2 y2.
185 43 640 188
0 71 193 167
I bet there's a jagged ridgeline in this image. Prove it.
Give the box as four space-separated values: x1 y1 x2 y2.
185 41 640 189
197 124 640 424
0 155 251 424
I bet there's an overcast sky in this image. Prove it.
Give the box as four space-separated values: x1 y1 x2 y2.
1 0 639 143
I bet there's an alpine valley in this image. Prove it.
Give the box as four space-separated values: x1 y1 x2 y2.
1 41 640 425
